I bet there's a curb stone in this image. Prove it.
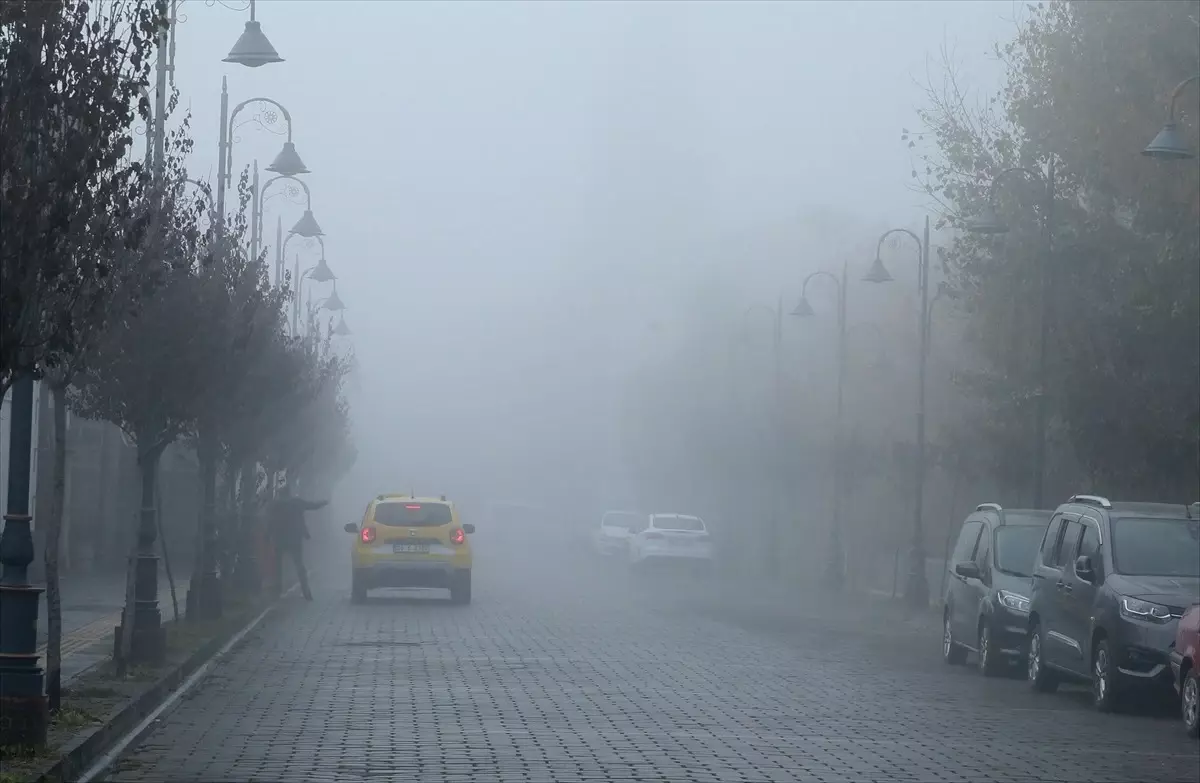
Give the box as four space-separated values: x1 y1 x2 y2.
20 584 300 783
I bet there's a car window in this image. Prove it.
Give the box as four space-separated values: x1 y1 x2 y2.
651 515 705 531
994 525 1046 577
1054 519 1082 567
1040 515 1065 567
374 502 453 527
974 526 991 570
1110 517 1200 577
951 521 983 563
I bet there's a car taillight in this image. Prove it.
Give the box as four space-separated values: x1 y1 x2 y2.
450 528 466 545
361 527 376 544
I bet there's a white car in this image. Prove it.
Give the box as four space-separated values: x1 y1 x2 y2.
628 513 714 568
593 510 641 556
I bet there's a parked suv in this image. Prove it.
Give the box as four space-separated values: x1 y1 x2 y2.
1026 495 1200 712
942 503 1052 676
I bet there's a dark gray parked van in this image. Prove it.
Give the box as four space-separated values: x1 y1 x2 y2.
1026 495 1200 712
942 503 1052 675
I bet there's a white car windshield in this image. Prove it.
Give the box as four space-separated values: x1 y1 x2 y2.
652 515 705 532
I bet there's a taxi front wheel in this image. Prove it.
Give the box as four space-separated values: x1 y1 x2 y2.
450 569 472 605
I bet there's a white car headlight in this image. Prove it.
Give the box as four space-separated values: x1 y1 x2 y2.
1119 596 1174 623
997 590 1030 613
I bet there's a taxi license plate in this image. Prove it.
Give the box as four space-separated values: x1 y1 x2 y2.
393 543 429 554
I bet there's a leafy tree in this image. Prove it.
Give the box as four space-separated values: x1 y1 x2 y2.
184 177 286 619
909 0 1199 501
0 0 163 395
70 169 214 671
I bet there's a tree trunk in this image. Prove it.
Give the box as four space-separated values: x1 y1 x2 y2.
44 385 68 711
188 426 220 620
154 460 179 623
93 425 111 574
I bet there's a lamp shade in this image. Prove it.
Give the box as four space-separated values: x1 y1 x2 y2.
310 257 336 283
790 297 816 317
289 209 323 238
323 288 346 311
267 142 310 177
1142 122 1194 160
223 21 284 68
862 257 894 284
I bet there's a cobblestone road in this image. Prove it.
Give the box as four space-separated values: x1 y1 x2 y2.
104 547 1200 782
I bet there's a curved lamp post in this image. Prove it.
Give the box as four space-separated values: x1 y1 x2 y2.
216 78 310 220
868 216 931 609
1143 74 1199 160
253 170 323 270
792 265 848 589
966 162 1055 509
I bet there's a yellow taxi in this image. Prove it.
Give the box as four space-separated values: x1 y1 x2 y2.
344 494 474 604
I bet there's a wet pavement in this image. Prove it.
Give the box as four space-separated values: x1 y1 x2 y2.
102 547 1199 782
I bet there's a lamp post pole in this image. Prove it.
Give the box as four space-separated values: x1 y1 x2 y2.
871 215 932 609
793 263 848 589
0 376 48 746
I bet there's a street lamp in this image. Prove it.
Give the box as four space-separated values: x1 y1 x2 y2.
1143 74 1199 160
966 161 1056 509
253 170 323 266
223 0 285 68
293 254 338 334
215 77 310 220
868 215 932 610
791 263 848 590
333 313 353 337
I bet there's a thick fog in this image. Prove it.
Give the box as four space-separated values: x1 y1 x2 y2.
169 0 1012 522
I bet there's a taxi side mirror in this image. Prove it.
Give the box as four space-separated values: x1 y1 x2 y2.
462 523 476 535
343 523 358 533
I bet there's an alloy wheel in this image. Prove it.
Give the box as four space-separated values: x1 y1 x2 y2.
1183 673 1198 733
1028 632 1041 682
1094 646 1109 706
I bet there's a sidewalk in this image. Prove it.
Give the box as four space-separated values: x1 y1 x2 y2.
35 567 190 685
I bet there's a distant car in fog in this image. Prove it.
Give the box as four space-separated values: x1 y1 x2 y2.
593 510 642 556
627 513 714 570
344 494 475 605
942 503 1052 676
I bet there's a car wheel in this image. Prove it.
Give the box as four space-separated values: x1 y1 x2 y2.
450 570 472 605
350 571 367 604
978 621 1002 677
1091 639 1125 712
1027 623 1058 692
1183 668 1200 739
942 613 967 665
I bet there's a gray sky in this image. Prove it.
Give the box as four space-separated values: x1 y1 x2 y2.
171 0 1016 509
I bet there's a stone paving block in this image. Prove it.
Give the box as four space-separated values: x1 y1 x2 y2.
104 552 1200 782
